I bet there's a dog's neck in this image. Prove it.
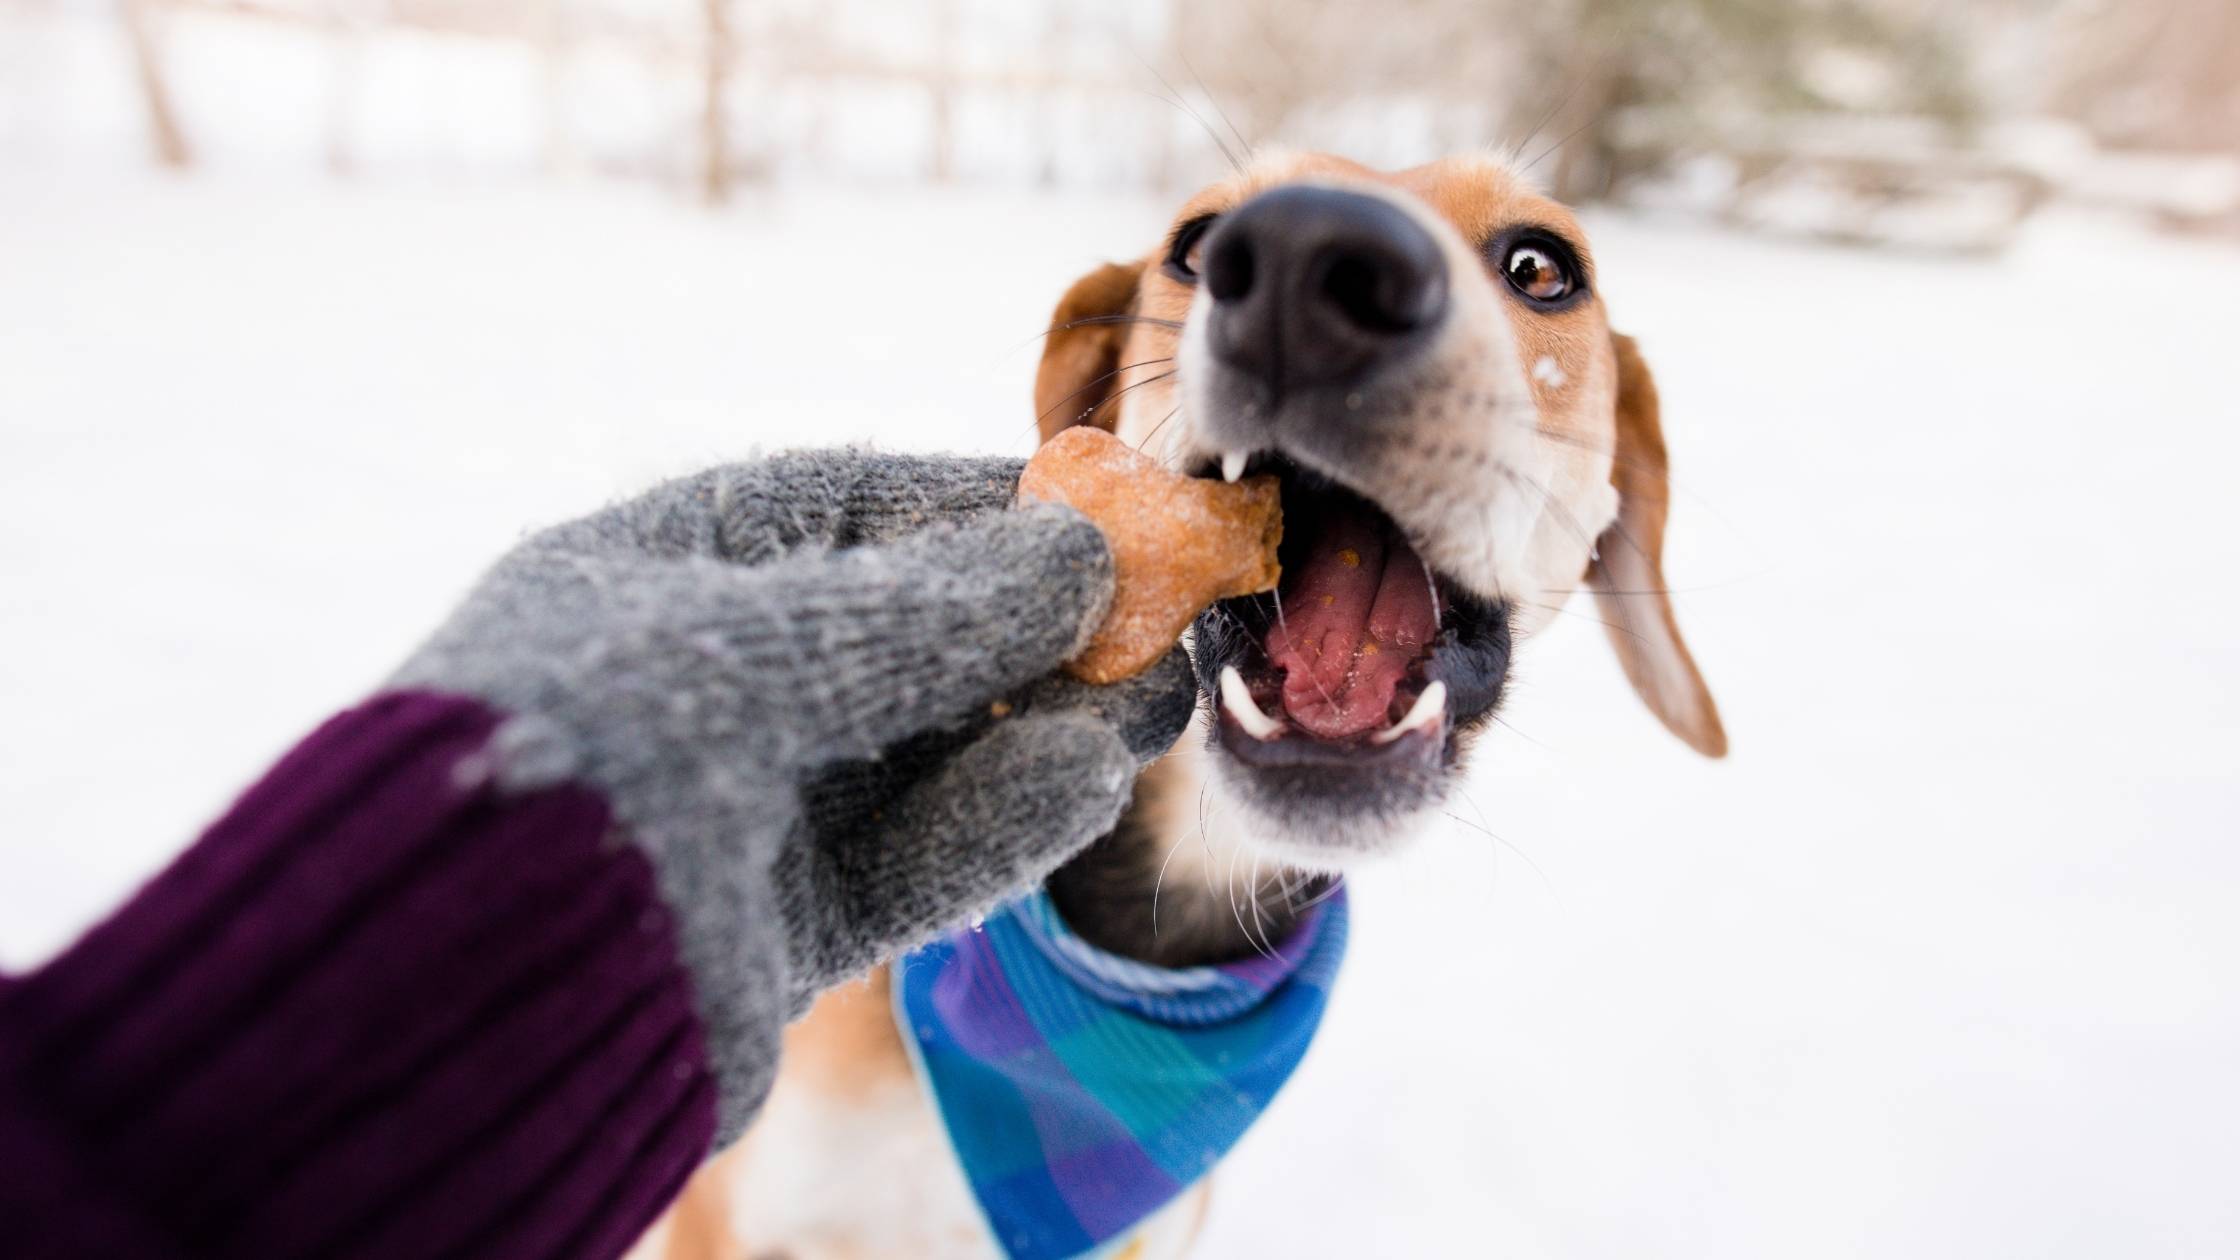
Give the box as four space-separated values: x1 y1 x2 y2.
1046 755 1332 969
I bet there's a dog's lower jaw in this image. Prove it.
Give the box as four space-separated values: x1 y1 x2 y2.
1046 731 1336 970
1044 707 1461 970
1204 752 1449 870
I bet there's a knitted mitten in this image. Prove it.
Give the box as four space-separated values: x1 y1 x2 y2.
392 450 1196 1139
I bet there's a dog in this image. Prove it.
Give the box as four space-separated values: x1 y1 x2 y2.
629 149 1726 1260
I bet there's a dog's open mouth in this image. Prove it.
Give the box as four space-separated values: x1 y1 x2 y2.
1189 456 1513 773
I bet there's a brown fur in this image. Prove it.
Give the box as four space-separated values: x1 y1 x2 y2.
639 977 917 1260
1589 334 1728 756
1034 262 1146 442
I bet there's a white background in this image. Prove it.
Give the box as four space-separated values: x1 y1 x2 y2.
5 24 2239 1260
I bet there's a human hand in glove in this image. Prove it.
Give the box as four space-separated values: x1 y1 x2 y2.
392 450 1196 1139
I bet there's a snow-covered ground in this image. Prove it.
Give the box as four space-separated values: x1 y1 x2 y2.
4 152 2237 1258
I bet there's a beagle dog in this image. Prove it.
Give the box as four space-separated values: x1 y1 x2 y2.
631 150 1725 1260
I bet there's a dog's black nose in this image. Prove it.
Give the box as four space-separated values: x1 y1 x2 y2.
1201 186 1448 394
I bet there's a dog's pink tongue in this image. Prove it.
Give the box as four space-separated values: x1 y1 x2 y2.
1264 511 1439 738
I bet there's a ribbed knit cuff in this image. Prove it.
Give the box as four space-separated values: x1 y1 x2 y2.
0 692 717 1259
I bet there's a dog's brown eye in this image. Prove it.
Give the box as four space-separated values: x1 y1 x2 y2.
1164 216 1217 284
1502 242 1575 303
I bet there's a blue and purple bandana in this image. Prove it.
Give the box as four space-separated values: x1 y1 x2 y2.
892 885 1349 1260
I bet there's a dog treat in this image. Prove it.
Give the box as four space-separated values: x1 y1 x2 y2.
1019 427 1282 683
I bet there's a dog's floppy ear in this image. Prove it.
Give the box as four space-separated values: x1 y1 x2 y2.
1034 261 1143 444
1587 333 1728 758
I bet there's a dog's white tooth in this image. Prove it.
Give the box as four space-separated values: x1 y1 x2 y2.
1221 450 1248 483
1372 681 1448 745
1218 665 1285 740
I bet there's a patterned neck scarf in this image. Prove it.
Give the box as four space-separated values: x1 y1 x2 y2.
892 884 1349 1260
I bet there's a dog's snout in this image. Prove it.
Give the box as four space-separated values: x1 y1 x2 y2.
1203 186 1448 393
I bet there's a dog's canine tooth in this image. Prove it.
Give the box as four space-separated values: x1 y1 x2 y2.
1218 665 1285 740
1221 450 1249 483
1372 681 1447 745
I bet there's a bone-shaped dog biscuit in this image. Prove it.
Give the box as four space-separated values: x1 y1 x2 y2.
1019 427 1283 684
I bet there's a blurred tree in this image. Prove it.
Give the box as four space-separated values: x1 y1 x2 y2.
929 0 959 183
122 0 192 169
1505 0 1980 200
2054 0 2240 153
535 0 580 178
1167 0 1500 155
703 0 733 204
1171 0 1981 202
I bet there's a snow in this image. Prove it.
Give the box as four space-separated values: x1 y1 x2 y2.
5 162 2240 1260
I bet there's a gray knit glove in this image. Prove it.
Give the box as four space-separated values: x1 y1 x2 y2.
390 450 1195 1140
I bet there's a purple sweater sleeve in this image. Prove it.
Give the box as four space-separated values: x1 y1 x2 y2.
0 692 719 1259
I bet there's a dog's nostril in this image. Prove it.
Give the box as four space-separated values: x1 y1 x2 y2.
1320 251 1442 334
1204 234 1255 303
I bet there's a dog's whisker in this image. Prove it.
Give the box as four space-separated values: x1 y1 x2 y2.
999 315 1183 363
1491 713 1547 749
1245 853 1286 960
1517 596 1653 646
1518 113 1602 178
1129 54 1247 176
1077 369 1177 429
1508 75 1586 167
1290 869 1335 905
1136 404 1183 455
1449 786 1564 906
1149 816 1191 947
1507 420 1754 551
1218 836 1272 962
1272 866 1303 914
1196 783 1222 900
1203 600 1260 651
1012 357 1178 444
1539 581 1738 597
1175 46 1254 163
1514 422 1670 483
1494 464 1592 551
1499 462 1661 583
1033 356 1175 426
1246 849 1272 958
1048 313 1185 334
1223 837 1252 958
